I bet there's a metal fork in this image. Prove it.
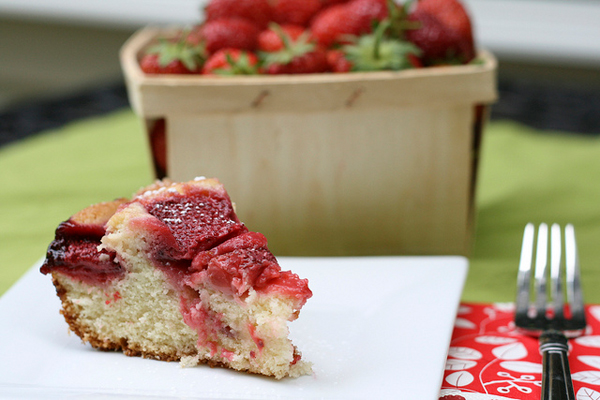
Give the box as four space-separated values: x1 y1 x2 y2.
515 223 587 400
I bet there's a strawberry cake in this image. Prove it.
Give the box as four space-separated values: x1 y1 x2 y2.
41 177 312 379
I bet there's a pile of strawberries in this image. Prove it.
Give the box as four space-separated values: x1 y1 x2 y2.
139 0 476 75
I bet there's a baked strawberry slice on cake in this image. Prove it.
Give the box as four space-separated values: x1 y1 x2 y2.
41 177 312 379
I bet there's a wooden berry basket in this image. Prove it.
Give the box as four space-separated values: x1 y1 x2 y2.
120 27 498 257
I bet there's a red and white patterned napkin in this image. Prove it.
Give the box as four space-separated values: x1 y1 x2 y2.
439 303 600 400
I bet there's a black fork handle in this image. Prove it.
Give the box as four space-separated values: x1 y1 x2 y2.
540 330 576 400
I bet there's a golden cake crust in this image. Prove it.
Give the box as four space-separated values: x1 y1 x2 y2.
71 198 129 225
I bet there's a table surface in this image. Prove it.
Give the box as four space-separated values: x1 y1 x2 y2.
2 110 600 303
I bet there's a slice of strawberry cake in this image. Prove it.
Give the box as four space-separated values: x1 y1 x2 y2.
41 177 312 379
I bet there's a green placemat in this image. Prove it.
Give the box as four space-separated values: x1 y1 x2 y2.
0 110 153 295
2 112 600 302
467 121 600 302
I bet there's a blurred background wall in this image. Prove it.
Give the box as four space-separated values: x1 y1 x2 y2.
1 0 599 129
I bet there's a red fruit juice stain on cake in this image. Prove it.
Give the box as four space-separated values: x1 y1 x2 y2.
105 291 122 305
207 341 219 357
247 323 265 353
41 220 124 285
290 350 302 365
221 348 235 361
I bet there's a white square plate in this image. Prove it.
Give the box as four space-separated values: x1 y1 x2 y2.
0 256 467 399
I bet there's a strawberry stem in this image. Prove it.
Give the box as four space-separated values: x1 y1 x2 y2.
260 24 315 67
146 30 206 71
270 23 291 50
373 20 391 61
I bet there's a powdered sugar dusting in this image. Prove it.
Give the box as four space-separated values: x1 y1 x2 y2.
141 186 168 198
139 182 248 257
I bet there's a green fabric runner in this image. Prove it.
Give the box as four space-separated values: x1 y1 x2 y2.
2 110 599 302
0 110 152 295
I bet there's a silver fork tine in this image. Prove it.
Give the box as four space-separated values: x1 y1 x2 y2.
516 223 535 318
515 223 586 400
551 223 564 319
565 224 585 320
534 223 549 318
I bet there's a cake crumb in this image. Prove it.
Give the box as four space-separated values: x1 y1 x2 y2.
180 355 201 368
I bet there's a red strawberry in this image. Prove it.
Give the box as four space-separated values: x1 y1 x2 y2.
261 28 329 74
204 0 272 29
270 0 322 27
258 24 307 52
405 9 473 65
326 49 353 72
264 49 329 74
346 0 390 34
202 48 260 75
187 18 261 54
321 0 351 6
415 0 474 45
310 4 352 48
139 37 205 74
340 20 421 71
407 0 475 63
310 0 390 47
